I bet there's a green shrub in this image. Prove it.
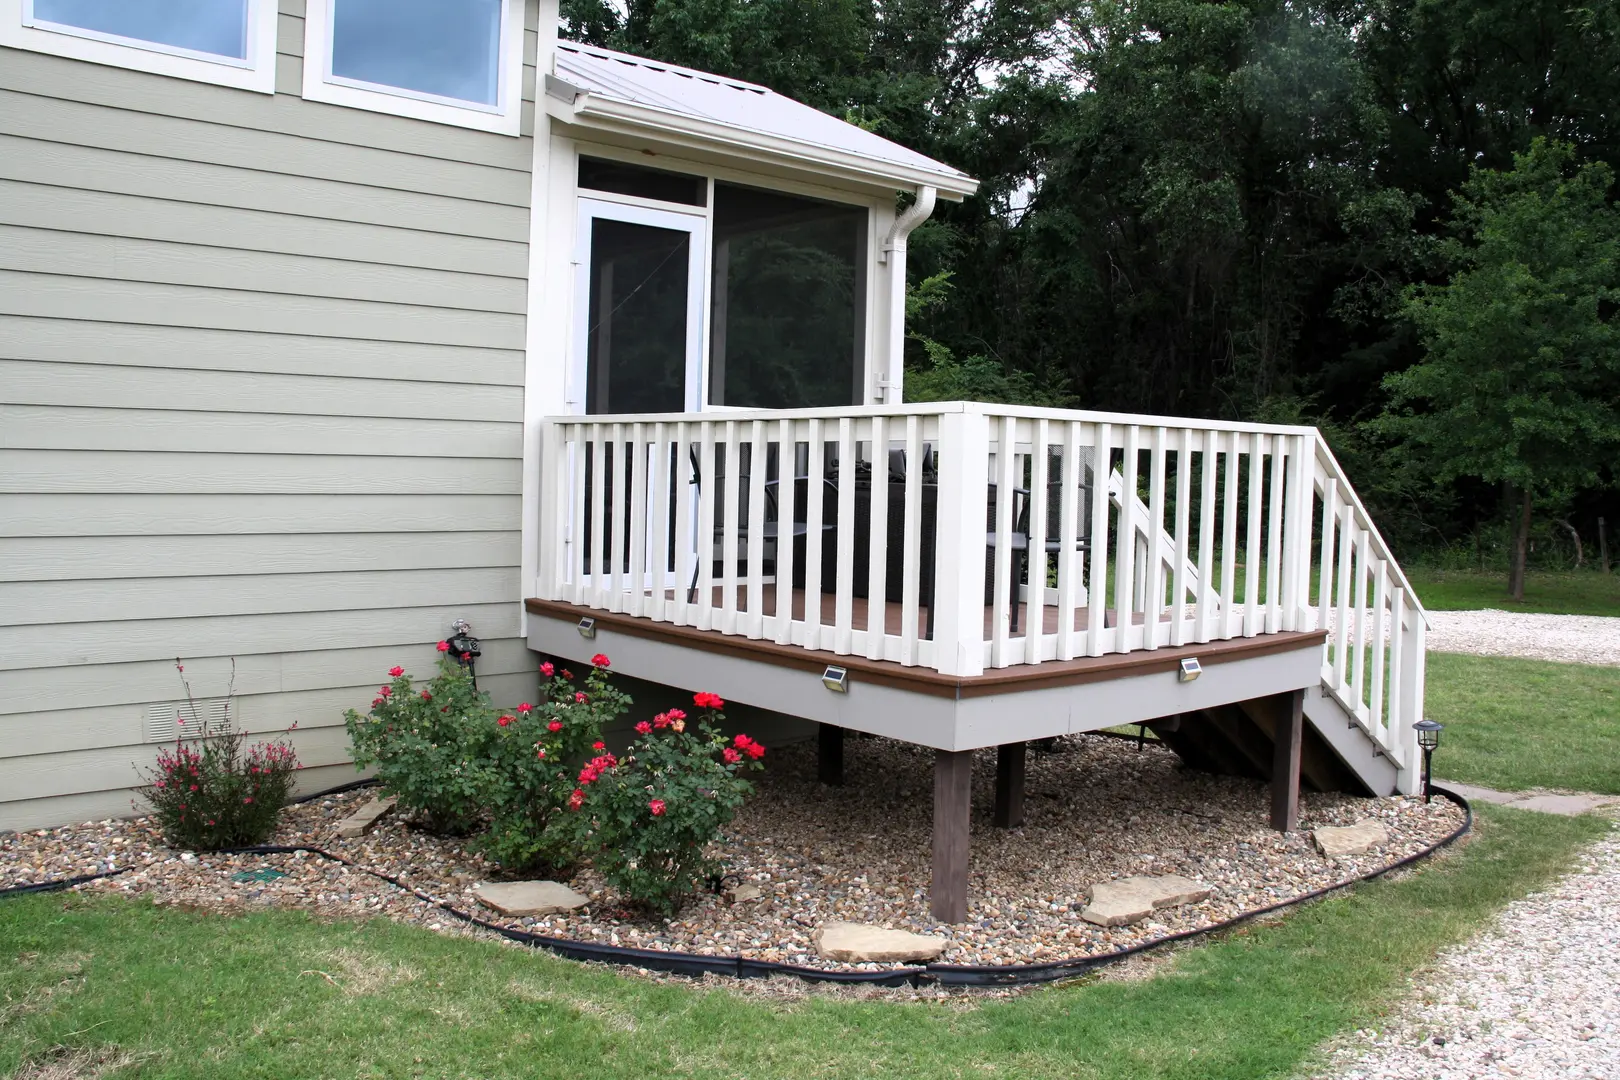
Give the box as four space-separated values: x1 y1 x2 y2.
343 646 492 835
475 654 631 873
577 693 765 914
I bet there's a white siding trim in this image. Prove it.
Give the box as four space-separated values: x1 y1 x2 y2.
300 0 527 136
0 0 278 94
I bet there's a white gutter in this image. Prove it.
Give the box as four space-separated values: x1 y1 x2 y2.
543 84 979 201
878 185 938 404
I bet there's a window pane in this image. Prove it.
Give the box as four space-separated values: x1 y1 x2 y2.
710 183 866 409
586 219 691 415
331 0 502 106
579 157 706 208
32 0 248 59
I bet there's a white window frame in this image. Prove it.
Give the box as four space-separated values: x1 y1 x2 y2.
0 0 278 94
301 0 526 136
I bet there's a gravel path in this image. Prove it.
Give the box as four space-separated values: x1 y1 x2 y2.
1320 824 1620 1080
0 734 1462 972
1426 609 1620 666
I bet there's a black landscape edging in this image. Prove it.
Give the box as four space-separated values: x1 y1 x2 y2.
0 785 1472 989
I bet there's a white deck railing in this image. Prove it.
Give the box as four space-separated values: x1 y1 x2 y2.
536 402 1425 772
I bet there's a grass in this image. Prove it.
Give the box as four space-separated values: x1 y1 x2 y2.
1426 652 1620 795
1 805 1609 1080
1406 567 1620 617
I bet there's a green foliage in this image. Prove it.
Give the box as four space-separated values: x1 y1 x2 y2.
904 271 1074 406
476 658 630 874
575 694 764 914
140 733 299 851
343 651 492 836
1377 139 1620 499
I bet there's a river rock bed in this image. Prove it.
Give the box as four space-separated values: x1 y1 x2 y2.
1 734 1464 970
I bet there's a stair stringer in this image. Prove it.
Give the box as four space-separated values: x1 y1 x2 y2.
1299 682 1402 796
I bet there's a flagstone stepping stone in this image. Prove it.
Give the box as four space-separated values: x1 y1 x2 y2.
334 796 396 838
1079 874 1212 927
1312 821 1388 857
473 880 589 917
812 921 946 963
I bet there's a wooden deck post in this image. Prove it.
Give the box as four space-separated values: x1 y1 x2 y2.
1270 689 1304 832
818 723 845 786
931 749 974 923
993 742 1026 828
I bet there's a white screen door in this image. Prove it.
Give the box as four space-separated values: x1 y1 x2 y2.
569 198 708 415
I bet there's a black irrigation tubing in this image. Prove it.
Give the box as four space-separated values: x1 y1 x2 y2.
1 785 1473 990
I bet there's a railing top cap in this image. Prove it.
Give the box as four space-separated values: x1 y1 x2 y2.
542 401 1320 435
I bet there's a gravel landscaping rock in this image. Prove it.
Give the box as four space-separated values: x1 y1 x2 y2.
1313 822 1389 857
1318 824 1620 1080
0 734 1463 972
1426 609 1620 666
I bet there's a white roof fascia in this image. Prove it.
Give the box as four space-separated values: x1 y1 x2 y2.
545 78 979 201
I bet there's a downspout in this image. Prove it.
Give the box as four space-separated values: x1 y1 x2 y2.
878 185 937 404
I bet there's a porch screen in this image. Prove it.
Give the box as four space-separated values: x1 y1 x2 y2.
709 183 866 409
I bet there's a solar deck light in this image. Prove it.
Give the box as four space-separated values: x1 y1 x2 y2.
822 665 849 693
1414 718 1444 803
577 616 597 639
1178 657 1201 682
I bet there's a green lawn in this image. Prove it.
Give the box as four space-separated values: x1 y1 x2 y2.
1 805 1607 1080
1426 652 1620 794
1406 567 1620 617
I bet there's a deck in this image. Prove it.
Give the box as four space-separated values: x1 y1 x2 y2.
528 400 1430 921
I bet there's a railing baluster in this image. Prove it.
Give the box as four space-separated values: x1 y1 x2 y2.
1057 420 1082 660
1195 428 1217 643
745 420 768 639
900 415 922 665
865 415 890 661
1220 430 1239 639
606 424 626 614
1386 586 1405 752
1264 435 1285 634
1371 563 1390 740
833 417 856 655
1333 500 1354 691
719 421 742 635
587 424 606 609
1087 422 1112 657
1114 424 1140 653
626 423 647 618
990 414 1019 667
1317 472 1339 642
802 417 826 651
670 422 691 626
1171 427 1192 647
1243 431 1264 638
1142 427 1167 650
645 422 668 622
773 417 798 646
695 421 717 631
1027 418 1051 664
1352 526 1370 718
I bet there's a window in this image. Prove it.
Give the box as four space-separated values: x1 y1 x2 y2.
579 156 706 208
1 0 276 92
302 0 526 135
709 182 867 409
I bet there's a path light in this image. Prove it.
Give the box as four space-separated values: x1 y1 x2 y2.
1414 718 1444 804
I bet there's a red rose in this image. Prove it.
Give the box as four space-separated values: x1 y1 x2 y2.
579 766 599 784
649 799 666 816
436 641 450 652
734 734 750 748
635 721 652 735
497 715 515 728
372 698 383 708
723 748 741 764
388 666 404 677
548 720 563 732
575 692 588 704
591 653 611 668
593 741 605 751
461 652 472 662
517 702 533 713
694 692 724 709
536 747 547 759
745 742 766 760
567 789 585 810
666 708 686 722
652 712 671 729
562 669 573 680
421 690 432 701
378 685 392 698
540 661 555 676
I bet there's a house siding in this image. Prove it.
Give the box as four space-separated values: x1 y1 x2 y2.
0 1 544 829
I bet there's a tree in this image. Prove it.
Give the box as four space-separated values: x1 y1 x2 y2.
1375 139 1620 599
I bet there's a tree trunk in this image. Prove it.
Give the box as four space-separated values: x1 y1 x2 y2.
1508 487 1532 602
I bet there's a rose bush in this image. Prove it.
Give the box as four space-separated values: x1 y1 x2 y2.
475 654 630 873
575 693 765 914
343 647 492 835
